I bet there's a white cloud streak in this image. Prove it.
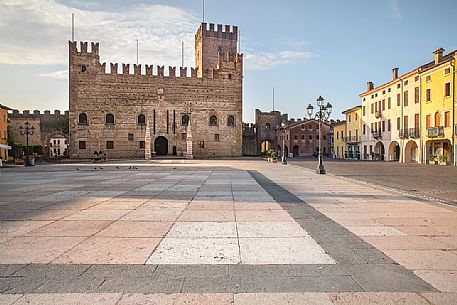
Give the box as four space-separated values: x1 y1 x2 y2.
37 69 68 79
0 0 199 68
0 0 315 76
245 50 314 71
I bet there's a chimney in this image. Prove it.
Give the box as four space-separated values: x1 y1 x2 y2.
367 82 374 91
392 68 399 80
434 48 444 64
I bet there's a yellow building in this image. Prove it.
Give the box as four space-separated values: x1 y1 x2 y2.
332 120 346 159
420 48 456 165
0 104 11 161
342 106 362 159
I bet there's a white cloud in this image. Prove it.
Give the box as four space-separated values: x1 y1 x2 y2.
245 50 314 71
388 0 402 21
0 0 199 69
37 69 68 79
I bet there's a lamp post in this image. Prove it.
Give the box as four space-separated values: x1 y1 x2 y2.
307 96 332 174
276 121 288 165
19 121 35 166
281 121 287 164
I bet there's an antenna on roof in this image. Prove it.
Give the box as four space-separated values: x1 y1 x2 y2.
71 13 74 41
202 0 205 23
238 29 240 52
136 39 139 65
273 87 275 112
181 41 184 67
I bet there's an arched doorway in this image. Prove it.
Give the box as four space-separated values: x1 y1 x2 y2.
388 141 400 162
154 136 168 155
172 145 177 156
284 145 289 157
404 140 418 163
375 141 385 161
293 145 299 157
260 140 272 154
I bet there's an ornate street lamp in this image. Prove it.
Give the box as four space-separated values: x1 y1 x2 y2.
275 121 288 165
19 121 35 166
307 96 332 174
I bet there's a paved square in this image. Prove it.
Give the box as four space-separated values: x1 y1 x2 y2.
1 159 456 303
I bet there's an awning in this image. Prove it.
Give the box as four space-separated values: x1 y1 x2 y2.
0 144 11 150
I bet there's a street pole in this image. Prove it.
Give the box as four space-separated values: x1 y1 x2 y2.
26 128 29 166
316 109 325 174
282 128 287 164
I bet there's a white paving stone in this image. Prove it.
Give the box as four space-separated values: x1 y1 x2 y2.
239 237 335 265
167 222 237 238
147 238 240 264
237 222 308 238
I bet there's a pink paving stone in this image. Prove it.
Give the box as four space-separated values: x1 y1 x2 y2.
433 237 457 248
25 220 112 237
393 225 457 237
235 210 292 222
334 218 380 226
96 221 173 238
186 202 234 211
376 218 434 226
13 293 122 305
329 292 429 305
91 201 145 210
117 293 177 305
362 236 452 250
234 293 332 305
383 249 457 270
178 210 235 222
346 226 406 236
0 236 86 264
52 237 161 264
64 209 130 221
420 293 457 305
414 270 457 292
174 293 234 305
121 208 183 222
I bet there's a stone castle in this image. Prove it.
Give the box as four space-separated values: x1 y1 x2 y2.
69 22 243 159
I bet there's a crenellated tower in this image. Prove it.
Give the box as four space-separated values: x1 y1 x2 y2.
195 23 238 77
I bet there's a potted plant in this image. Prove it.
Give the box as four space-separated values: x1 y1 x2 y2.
429 154 437 165
437 154 448 166
266 149 277 163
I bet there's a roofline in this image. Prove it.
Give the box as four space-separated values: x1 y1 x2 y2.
359 69 419 97
341 105 362 114
0 104 12 111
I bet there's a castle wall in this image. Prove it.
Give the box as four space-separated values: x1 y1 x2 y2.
69 37 243 159
242 123 258 156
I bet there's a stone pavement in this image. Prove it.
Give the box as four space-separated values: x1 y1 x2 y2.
0 160 456 304
290 158 457 205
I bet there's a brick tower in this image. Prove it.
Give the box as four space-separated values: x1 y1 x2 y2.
195 23 238 77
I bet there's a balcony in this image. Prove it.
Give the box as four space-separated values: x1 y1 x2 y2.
399 128 420 139
372 131 382 140
345 136 361 144
408 128 420 138
428 126 444 138
375 110 382 118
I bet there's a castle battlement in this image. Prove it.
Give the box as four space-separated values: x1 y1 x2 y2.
218 51 243 64
197 22 238 41
69 41 99 56
10 109 69 118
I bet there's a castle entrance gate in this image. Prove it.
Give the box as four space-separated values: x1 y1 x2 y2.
154 136 168 156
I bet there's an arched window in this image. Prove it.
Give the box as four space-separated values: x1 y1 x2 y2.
435 112 441 127
78 113 88 125
209 115 218 126
106 113 115 124
182 114 189 126
137 114 146 125
265 123 271 130
227 115 235 126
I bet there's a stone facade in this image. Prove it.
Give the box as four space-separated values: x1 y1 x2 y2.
279 119 332 157
69 22 243 159
255 109 288 154
9 110 69 157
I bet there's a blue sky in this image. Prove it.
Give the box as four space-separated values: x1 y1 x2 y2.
0 0 456 122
